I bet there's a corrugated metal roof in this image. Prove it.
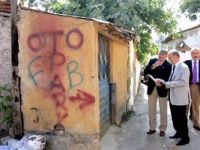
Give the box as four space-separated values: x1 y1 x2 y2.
65 16 136 40
9 6 137 41
0 3 137 41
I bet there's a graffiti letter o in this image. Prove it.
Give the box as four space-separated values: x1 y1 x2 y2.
28 33 45 52
66 29 84 49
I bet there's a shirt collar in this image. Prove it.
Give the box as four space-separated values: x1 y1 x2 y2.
192 59 199 63
174 61 179 67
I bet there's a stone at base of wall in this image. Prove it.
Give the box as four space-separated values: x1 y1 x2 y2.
25 132 99 150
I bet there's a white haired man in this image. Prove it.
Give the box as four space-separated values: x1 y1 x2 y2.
184 47 200 131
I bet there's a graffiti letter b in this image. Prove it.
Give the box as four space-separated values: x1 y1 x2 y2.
67 61 83 90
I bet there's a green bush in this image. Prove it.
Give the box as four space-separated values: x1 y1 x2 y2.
0 85 13 127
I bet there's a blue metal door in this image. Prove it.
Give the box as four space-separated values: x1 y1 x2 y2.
98 34 111 137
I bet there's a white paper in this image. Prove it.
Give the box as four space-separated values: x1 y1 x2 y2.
148 74 166 85
148 74 156 82
158 79 166 85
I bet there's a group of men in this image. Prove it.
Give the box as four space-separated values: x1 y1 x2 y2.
144 47 200 146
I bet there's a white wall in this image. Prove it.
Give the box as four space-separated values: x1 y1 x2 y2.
179 51 191 62
127 41 141 111
161 27 200 62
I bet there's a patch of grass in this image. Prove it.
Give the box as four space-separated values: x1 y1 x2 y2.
121 110 135 122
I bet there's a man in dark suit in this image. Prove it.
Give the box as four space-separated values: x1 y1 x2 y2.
184 47 200 131
144 50 171 136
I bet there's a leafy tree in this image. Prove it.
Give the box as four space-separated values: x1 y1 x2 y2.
19 0 58 11
19 0 177 64
180 0 200 21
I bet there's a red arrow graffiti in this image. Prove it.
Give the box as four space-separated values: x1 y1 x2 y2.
69 89 95 109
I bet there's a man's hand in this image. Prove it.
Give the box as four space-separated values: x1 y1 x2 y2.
155 79 162 87
151 60 162 69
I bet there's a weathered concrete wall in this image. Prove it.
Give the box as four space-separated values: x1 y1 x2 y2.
127 41 140 111
0 14 12 87
17 9 99 149
0 13 12 137
133 44 141 97
161 40 192 62
110 41 129 124
182 27 200 48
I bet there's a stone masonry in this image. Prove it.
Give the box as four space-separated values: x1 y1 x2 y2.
0 14 12 87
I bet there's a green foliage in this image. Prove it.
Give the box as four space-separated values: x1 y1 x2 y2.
121 111 135 122
137 32 159 64
19 0 177 64
171 32 183 41
0 85 13 127
180 0 200 21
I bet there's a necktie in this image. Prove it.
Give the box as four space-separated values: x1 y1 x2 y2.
169 65 175 81
168 65 175 101
192 61 197 84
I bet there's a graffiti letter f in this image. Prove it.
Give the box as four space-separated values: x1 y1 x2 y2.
28 56 44 86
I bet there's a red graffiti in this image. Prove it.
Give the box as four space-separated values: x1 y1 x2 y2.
52 52 66 66
27 29 86 123
28 31 69 123
27 29 84 53
50 75 68 123
28 52 66 88
28 33 46 52
51 75 65 100
28 30 64 52
49 30 64 53
69 89 95 109
56 111 68 123
66 28 84 49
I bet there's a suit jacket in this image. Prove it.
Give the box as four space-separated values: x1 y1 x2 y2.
144 58 172 97
184 59 200 85
165 62 190 106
